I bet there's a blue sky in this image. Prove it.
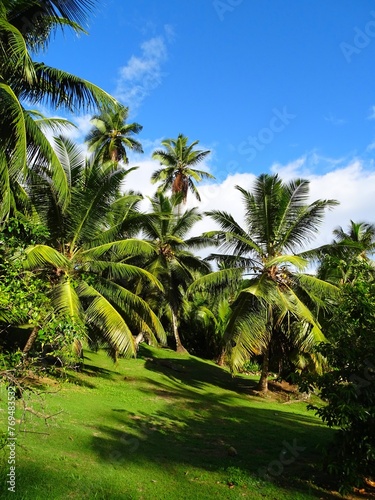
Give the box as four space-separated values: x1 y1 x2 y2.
40 0 375 247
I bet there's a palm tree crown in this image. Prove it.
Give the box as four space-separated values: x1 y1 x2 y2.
85 105 143 164
151 134 214 203
316 220 375 283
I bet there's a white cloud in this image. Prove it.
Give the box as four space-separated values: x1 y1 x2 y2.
271 156 308 179
123 158 160 201
368 105 375 120
67 114 93 142
269 155 375 247
115 30 170 111
125 153 375 259
308 161 375 245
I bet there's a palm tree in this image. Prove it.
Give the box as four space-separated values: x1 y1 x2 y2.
0 0 117 219
85 105 143 165
316 220 375 283
202 174 339 392
189 297 233 364
151 134 214 205
22 137 166 356
139 193 212 353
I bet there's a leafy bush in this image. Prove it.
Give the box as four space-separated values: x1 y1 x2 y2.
36 316 87 370
239 359 261 373
306 263 375 493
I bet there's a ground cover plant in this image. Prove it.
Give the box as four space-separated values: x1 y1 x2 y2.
2 345 373 500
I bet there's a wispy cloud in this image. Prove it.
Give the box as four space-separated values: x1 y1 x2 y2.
115 27 172 112
368 106 375 120
324 113 346 126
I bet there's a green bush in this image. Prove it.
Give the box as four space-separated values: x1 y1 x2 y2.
239 359 261 373
306 263 375 493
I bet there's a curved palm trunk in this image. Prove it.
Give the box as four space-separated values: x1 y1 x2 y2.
257 345 270 392
171 308 188 354
22 326 39 357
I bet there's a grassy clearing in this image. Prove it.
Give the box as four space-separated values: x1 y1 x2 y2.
0 346 354 499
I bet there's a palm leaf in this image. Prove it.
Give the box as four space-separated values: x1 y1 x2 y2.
50 275 82 318
19 62 117 112
78 282 136 356
81 239 156 259
23 244 69 269
83 260 164 291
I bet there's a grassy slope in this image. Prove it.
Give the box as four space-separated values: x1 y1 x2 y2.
0 346 343 499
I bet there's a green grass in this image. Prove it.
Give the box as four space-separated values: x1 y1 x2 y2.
0 346 344 499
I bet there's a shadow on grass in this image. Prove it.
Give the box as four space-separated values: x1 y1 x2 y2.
82 354 121 378
0 462 138 500
138 344 259 396
89 362 338 499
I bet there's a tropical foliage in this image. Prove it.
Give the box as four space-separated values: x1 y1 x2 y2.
305 260 375 492
1 2 375 494
316 220 375 283
0 0 117 220
22 137 166 356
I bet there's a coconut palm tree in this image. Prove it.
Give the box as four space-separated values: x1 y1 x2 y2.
22 137 166 356
0 0 117 219
201 174 339 392
139 193 212 353
316 220 375 284
85 105 143 165
151 134 214 206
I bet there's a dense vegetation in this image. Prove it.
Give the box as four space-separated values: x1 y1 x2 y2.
1 1 374 497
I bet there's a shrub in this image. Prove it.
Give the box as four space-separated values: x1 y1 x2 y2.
306 263 375 493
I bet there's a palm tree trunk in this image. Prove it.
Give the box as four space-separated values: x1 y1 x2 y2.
217 349 225 366
23 326 39 357
171 309 188 354
111 148 118 163
257 345 270 392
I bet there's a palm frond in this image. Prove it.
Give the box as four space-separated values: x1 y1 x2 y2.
81 239 156 259
19 62 117 112
83 260 164 291
187 268 243 296
50 275 82 318
23 244 69 269
79 283 136 356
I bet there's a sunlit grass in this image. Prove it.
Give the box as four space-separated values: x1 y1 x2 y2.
0 346 339 499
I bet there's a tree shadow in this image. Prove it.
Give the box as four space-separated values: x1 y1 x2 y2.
138 344 258 396
90 372 339 499
79 354 122 380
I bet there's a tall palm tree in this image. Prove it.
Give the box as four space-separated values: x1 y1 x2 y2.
85 105 143 165
22 137 166 356
151 134 214 205
139 193 212 353
202 174 339 392
0 0 117 219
